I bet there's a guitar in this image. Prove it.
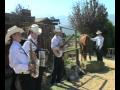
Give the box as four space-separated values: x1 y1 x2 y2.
52 35 74 57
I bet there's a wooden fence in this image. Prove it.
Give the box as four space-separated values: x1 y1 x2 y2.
63 48 80 66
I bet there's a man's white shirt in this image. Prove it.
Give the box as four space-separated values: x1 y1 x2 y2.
91 35 104 49
9 41 29 74
22 35 37 56
51 35 63 49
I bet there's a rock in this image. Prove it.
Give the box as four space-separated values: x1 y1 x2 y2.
65 65 85 81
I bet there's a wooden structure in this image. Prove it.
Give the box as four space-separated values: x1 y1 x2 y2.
35 17 60 65
5 9 35 33
5 10 60 66
5 9 35 67
106 48 115 58
35 17 60 49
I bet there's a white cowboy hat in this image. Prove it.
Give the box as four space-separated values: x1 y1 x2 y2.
5 26 24 44
30 24 42 35
54 27 62 33
96 30 102 34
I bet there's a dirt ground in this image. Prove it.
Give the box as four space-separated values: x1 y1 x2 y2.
77 56 115 90
50 56 115 90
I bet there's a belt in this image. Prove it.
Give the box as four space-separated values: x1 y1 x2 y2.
18 71 29 74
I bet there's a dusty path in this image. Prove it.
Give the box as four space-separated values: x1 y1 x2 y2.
50 56 115 90
78 57 115 90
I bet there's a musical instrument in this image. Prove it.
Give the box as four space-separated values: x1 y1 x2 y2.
29 38 49 68
38 50 48 67
52 34 74 57
29 42 39 78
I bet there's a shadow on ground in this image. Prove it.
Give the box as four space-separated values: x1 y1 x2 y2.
85 60 114 73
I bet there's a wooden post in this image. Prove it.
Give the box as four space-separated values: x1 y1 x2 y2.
75 30 80 66
76 49 80 66
75 30 77 49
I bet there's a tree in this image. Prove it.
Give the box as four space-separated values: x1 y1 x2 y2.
102 20 115 55
69 0 108 35
69 0 115 56
11 4 24 15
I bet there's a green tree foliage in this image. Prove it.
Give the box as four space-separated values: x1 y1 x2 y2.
11 4 24 15
102 20 115 55
69 0 108 35
69 0 115 55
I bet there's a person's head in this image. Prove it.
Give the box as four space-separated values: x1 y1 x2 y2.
29 24 42 39
96 30 102 36
54 28 63 37
5 26 24 44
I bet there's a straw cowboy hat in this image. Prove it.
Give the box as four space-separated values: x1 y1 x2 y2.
5 26 24 44
96 30 102 34
54 27 62 34
30 24 42 35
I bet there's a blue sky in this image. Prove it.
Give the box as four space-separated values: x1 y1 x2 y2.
5 0 115 18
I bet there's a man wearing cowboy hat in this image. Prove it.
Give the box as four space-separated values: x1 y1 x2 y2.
22 24 43 90
5 26 36 90
23 24 42 54
50 27 65 85
91 30 104 62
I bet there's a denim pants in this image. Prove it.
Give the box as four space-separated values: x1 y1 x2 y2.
95 48 103 61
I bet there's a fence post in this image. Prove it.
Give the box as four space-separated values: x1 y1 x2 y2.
75 30 80 67
76 48 80 67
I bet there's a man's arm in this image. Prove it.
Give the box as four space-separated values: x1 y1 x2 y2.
91 37 97 41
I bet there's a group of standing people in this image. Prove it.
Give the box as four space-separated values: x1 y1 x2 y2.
5 23 104 90
5 24 65 90
5 24 44 90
